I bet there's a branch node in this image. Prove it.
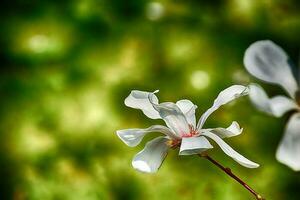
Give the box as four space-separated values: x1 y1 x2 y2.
225 167 231 173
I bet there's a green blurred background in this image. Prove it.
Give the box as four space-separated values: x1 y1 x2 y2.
1 0 300 199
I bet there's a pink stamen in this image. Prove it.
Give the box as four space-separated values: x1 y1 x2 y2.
167 125 199 149
181 124 199 138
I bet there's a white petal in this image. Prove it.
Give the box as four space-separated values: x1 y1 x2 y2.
269 96 298 117
197 85 248 129
226 121 243 135
116 125 176 147
149 93 190 137
209 121 243 138
202 131 259 168
179 136 213 155
244 40 298 98
249 84 298 117
176 99 197 127
124 90 161 119
132 137 169 173
276 113 300 171
248 84 273 115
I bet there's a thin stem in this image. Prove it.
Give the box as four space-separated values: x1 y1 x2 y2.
198 153 265 200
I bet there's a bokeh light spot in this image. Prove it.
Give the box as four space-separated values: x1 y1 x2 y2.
16 124 56 156
190 70 210 90
146 2 165 21
28 34 51 53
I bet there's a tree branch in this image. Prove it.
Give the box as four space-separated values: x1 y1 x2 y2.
198 153 265 200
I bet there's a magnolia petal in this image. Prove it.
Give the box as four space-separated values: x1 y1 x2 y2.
197 85 248 129
276 113 300 171
209 121 243 138
116 125 176 147
124 90 161 119
202 131 259 168
269 96 298 117
249 84 298 117
244 40 298 98
176 99 197 127
149 93 190 137
132 137 169 173
226 121 243 135
179 136 213 155
248 84 273 115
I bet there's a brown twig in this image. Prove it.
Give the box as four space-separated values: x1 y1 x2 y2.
198 153 265 200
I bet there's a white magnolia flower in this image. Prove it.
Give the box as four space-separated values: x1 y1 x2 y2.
116 85 259 173
244 40 300 171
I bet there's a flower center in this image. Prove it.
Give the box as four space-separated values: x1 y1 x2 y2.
166 139 181 149
181 124 199 138
167 125 199 148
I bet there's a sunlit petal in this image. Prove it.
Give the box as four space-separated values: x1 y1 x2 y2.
176 99 197 127
244 40 298 98
116 125 176 147
132 137 169 173
248 84 273 115
202 131 259 168
276 113 300 171
125 90 161 119
269 96 298 117
249 84 298 117
149 93 190 137
179 136 213 155
197 85 248 129
208 121 243 138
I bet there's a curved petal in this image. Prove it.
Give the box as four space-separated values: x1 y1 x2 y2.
249 84 298 117
269 96 298 117
208 121 243 138
276 113 300 171
248 84 273 115
116 125 176 147
179 136 213 155
201 131 259 168
149 93 190 137
124 90 161 119
244 40 298 98
132 137 169 173
176 99 197 127
197 85 248 129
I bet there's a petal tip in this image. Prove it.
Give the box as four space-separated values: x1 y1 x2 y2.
240 160 260 168
276 150 300 171
115 129 139 147
250 163 260 168
132 160 155 173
